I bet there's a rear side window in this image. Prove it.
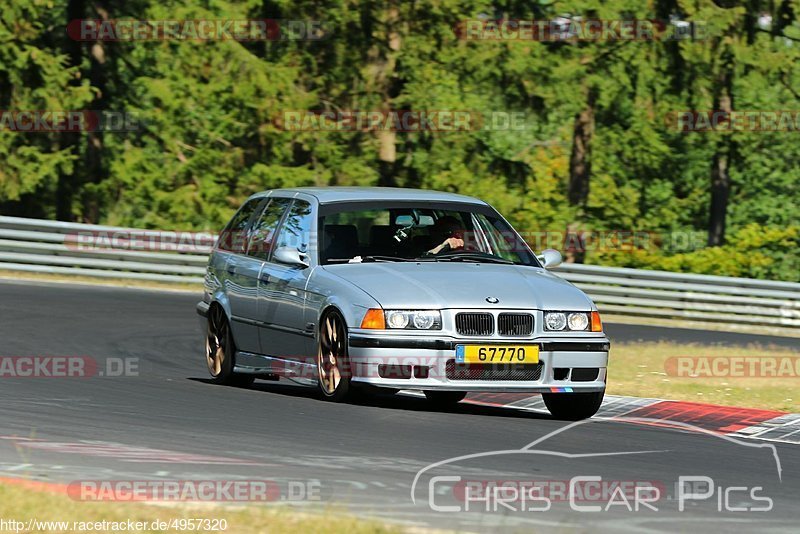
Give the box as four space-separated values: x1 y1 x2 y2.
248 197 292 260
276 200 313 253
217 198 263 253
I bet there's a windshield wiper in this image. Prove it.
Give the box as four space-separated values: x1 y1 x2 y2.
419 252 514 264
329 254 513 264
361 255 413 262
327 255 412 263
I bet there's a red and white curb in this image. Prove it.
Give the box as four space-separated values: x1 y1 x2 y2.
463 393 800 445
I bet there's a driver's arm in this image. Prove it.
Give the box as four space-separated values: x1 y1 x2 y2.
428 237 464 255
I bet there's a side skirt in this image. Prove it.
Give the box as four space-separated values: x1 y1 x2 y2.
233 351 317 386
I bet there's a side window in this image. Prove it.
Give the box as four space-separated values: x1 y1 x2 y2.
247 197 292 260
217 198 264 253
276 200 313 254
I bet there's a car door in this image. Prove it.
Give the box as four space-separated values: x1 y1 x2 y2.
257 198 316 362
215 196 267 354
227 196 291 354
243 196 293 354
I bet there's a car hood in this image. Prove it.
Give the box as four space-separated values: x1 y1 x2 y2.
323 262 594 310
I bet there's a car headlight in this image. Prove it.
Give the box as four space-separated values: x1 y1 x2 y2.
385 310 441 330
544 312 567 331
544 311 592 331
567 312 589 331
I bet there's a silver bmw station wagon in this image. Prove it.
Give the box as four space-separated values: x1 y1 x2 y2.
197 187 610 419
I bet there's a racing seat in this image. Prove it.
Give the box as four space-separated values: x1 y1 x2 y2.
367 225 398 256
322 224 359 262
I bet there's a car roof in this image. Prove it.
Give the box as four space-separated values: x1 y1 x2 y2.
256 186 487 205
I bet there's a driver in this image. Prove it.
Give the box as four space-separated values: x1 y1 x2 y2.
427 215 465 255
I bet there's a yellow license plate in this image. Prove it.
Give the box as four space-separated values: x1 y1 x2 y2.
455 345 539 364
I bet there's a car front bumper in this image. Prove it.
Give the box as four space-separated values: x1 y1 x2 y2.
347 333 609 393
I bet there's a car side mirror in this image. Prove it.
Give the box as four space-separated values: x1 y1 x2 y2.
538 249 563 269
273 246 309 268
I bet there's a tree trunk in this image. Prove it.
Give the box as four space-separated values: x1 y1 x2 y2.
707 52 734 247
377 129 397 186
568 89 596 207
56 0 85 221
83 2 110 223
370 4 401 187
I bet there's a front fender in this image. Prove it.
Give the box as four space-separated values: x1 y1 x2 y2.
307 267 382 331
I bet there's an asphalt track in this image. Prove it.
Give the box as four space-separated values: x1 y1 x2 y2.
0 280 798 532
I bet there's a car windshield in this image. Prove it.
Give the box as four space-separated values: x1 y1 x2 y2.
319 202 539 267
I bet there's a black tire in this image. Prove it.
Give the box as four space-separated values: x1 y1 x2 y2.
206 306 255 387
317 310 352 402
542 390 604 420
424 391 467 405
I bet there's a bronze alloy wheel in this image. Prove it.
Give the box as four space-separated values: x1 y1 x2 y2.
317 310 351 401
206 305 229 378
206 305 253 387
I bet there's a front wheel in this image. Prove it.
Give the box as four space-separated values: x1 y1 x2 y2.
424 391 467 406
542 390 604 420
317 310 352 402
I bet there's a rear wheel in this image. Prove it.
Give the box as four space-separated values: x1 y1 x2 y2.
317 310 352 402
424 391 467 406
206 305 254 387
542 390 604 420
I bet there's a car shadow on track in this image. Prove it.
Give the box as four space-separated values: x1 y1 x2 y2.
188 377 549 421
349 392 550 421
